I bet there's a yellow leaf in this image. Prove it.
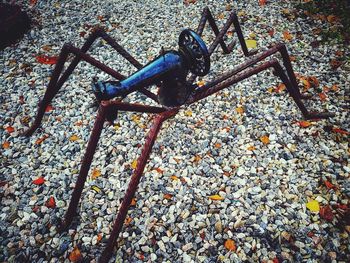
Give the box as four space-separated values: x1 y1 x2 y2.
131 159 138 169
245 39 257 49
170 175 179 180
306 200 320 212
114 123 120 130
224 239 236 251
69 135 79 141
209 195 224 201
260 135 270 145
236 106 244 114
91 168 101 180
197 80 205 87
184 110 192 117
131 115 141 124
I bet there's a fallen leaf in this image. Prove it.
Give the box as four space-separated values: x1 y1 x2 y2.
45 105 54 112
260 135 270 145
236 106 244 114
218 13 225 20
41 45 52 52
153 167 164 174
296 120 312 128
69 246 82 262
275 83 286 93
131 198 137 206
214 143 221 149
170 175 179 181
164 193 173 200
209 194 224 201
330 59 342 69
224 239 236 251
197 80 205 87
300 77 311 90
124 217 132 225
323 180 337 190
259 0 267 6
96 233 103 243
247 145 256 151
268 28 275 36
5 126 14 133
332 127 349 135
184 110 192 117
319 93 327 101
331 84 339 92
283 31 293 41
35 134 49 145
91 185 102 193
33 177 45 185
131 159 138 169
306 199 320 212
36 55 58 65
327 15 337 23
320 205 334 221
91 168 101 180
46 196 56 208
245 39 257 49
30 0 38 6
69 135 80 141
2 141 10 149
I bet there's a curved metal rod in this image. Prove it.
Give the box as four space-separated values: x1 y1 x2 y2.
23 29 158 137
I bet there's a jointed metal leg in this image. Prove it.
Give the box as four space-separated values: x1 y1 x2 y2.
24 29 158 137
99 109 178 263
188 59 334 119
197 7 252 56
60 101 168 231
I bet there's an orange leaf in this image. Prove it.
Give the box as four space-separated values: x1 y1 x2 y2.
36 55 58 65
275 83 286 93
45 105 54 112
164 193 173 200
209 194 224 201
319 93 327 101
331 84 339 92
247 145 256 151
2 141 10 149
332 127 349 135
170 175 179 181
46 196 56 208
131 198 137 206
91 168 101 180
69 246 82 262
197 80 205 87
69 135 80 141
300 77 311 90
153 167 164 174
124 217 132 226
33 177 45 185
327 15 337 23
296 121 312 128
30 0 38 6
260 135 270 145
224 239 236 251
214 143 222 148
5 126 14 133
259 0 267 6
35 134 49 145
283 31 293 41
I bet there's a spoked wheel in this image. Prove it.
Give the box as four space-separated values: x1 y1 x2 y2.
178 29 210 76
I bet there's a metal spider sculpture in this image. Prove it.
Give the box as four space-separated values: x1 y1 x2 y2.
24 7 334 262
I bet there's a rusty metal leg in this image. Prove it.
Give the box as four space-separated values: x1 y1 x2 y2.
188 59 334 119
59 105 107 231
98 110 177 263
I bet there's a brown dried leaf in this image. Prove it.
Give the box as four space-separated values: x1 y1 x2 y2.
224 239 236 251
260 135 270 145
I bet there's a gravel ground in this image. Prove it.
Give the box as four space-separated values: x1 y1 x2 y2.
1 0 349 262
